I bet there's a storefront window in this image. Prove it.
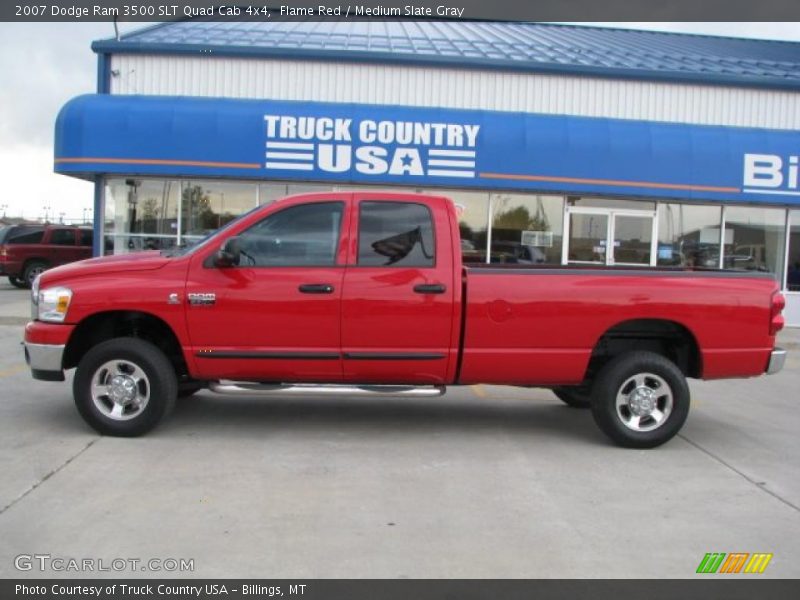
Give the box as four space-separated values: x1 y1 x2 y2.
723 206 786 277
491 193 563 264
438 190 489 264
657 204 722 267
181 181 258 242
105 178 180 254
787 210 800 292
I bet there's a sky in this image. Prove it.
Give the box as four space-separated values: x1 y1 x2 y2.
0 21 798 223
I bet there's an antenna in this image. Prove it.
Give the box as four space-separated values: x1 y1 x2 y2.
113 15 120 41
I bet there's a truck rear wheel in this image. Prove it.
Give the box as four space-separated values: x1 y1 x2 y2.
8 276 27 289
590 351 689 448
552 386 591 408
73 338 177 437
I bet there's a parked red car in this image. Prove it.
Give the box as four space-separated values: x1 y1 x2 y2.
22 192 786 447
0 224 93 288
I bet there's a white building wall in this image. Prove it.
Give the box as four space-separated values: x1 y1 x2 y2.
109 54 800 130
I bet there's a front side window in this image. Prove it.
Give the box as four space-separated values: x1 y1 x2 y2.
234 202 343 267
358 202 435 267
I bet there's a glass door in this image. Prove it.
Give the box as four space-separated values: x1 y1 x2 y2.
612 213 654 266
564 207 657 266
566 211 609 264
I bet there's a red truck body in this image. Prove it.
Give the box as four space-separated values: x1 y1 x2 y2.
23 192 786 447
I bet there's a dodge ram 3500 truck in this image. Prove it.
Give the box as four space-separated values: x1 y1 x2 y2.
23 192 787 447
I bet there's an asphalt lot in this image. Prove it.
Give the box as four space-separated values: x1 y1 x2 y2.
0 279 799 578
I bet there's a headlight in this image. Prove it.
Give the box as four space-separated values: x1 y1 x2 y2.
37 286 73 323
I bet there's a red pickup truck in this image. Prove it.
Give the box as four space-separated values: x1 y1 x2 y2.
23 192 786 447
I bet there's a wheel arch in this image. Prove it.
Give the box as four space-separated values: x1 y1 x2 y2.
587 318 702 381
63 310 188 378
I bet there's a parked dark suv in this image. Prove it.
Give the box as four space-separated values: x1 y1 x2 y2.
0 224 93 288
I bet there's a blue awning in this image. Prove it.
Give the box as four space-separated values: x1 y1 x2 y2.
55 94 800 205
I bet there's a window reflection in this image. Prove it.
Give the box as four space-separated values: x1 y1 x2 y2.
723 206 785 276
181 181 258 241
657 204 722 267
788 210 800 292
104 179 180 255
491 193 563 264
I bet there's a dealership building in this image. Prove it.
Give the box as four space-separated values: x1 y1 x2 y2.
54 21 800 324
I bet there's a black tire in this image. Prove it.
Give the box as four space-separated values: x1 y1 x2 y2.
73 338 177 437
22 260 48 288
8 276 27 289
590 351 690 449
553 386 592 409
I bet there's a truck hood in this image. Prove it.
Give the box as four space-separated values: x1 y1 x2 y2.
39 251 171 285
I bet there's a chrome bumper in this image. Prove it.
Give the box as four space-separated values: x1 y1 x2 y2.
766 348 786 375
24 342 65 381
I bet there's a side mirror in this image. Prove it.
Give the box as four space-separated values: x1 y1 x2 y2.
214 236 241 268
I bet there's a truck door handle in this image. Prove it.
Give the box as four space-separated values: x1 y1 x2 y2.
413 283 446 294
298 283 335 294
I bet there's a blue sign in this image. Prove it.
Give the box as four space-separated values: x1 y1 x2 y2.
55 94 800 205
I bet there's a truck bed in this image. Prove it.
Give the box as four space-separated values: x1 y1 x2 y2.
459 264 778 385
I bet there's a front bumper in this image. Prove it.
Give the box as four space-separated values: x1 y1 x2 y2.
766 348 787 375
24 342 66 381
23 321 74 382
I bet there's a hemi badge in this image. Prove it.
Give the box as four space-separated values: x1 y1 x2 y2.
167 293 181 305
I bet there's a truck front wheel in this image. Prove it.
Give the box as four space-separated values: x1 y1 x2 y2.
590 351 689 448
73 338 177 436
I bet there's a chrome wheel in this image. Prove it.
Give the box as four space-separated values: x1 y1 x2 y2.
615 372 673 432
90 359 151 421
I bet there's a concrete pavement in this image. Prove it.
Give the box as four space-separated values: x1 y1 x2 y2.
0 279 798 578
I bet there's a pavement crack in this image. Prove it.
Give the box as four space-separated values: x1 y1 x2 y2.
679 433 800 513
0 438 99 516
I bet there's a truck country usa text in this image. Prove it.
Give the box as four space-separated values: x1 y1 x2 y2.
263 115 481 178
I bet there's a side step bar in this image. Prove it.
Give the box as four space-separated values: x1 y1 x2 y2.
208 382 447 398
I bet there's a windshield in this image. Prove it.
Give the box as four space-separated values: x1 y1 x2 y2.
0 227 8 244
162 204 264 257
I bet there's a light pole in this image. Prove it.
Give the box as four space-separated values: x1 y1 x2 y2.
42 205 51 223
0 204 7 218
82 207 93 224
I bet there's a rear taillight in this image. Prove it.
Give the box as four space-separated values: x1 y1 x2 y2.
770 291 785 336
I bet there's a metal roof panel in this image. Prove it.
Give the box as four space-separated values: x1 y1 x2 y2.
92 21 800 90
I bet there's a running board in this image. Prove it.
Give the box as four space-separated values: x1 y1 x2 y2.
208 382 447 398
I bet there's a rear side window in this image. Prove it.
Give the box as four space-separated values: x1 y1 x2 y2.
79 230 93 247
50 229 76 246
358 202 435 267
235 202 344 267
7 228 44 244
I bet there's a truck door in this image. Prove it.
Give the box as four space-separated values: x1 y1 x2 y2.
341 195 456 384
186 199 349 382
